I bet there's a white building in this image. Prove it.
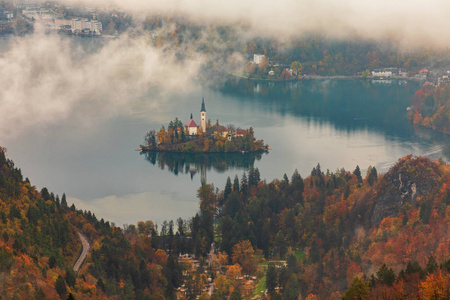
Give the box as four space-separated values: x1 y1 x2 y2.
253 54 265 65
71 18 102 33
371 69 393 78
89 20 102 33
71 18 87 32
185 114 198 135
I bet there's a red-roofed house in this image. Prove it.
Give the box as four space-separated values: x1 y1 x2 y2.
185 114 198 135
234 129 247 137
214 125 229 137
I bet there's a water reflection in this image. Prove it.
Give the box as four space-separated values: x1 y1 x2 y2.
221 78 422 137
142 151 264 184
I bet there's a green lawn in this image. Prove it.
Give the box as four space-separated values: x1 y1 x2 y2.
253 275 266 298
294 249 305 262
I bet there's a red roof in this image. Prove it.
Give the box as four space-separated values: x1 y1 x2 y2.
215 125 228 132
186 119 198 128
235 129 247 135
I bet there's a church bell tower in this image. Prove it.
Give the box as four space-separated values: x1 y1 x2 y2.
200 97 206 133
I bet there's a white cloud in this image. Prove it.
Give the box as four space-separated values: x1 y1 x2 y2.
66 0 450 48
0 28 202 138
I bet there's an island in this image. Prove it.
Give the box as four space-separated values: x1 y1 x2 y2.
139 98 269 153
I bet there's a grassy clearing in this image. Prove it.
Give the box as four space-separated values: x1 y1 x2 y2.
294 249 305 262
253 274 266 298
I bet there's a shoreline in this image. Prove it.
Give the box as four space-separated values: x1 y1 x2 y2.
225 70 425 82
139 146 269 154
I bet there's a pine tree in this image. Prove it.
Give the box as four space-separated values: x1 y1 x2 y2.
55 275 67 298
61 193 68 208
224 176 232 201
353 165 362 183
266 264 277 293
233 175 240 192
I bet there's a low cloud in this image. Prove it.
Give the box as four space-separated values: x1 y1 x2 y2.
0 27 203 138
68 0 450 49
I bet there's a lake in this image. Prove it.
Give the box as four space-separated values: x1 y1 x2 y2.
2 36 449 227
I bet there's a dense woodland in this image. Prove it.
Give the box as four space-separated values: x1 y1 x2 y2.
411 82 450 135
0 146 183 299
2 141 450 299
210 155 450 299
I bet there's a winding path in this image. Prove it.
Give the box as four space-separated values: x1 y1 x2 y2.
73 232 90 273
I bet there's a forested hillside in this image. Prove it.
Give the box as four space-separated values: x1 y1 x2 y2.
1 144 450 299
209 155 450 298
411 82 450 135
0 147 180 299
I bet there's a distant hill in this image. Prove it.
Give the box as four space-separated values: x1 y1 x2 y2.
410 82 450 135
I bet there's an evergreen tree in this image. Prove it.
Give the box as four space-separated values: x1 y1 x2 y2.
241 172 248 197
97 278 106 292
55 275 67 298
283 173 289 185
65 269 76 287
224 176 232 201
275 231 287 259
266 264 278 293
426 255 438 274
291 169 304 193
367 166 378 186
353 165 362 183
233 175 240 192
61 193 68 208
344 183 350 199
376 264 395 286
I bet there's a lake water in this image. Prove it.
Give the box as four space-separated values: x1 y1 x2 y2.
2 36 450 226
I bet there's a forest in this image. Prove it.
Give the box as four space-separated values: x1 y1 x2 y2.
410 81 450 135
1 141 450 299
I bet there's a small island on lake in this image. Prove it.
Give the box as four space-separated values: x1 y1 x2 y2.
140 98 269 153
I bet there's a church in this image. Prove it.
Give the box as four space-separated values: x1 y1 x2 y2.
185 98 207 135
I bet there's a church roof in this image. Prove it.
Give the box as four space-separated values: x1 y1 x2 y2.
186 118 198 128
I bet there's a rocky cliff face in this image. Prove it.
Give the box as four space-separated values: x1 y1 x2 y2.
369 156 441 226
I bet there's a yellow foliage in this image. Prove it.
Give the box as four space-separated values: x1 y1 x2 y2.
225 264 242 279
419 270 450 300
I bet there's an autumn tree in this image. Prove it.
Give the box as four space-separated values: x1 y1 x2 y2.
197 184 216 214
343 277 370 300
226 263 242 280
245 62 256 76
290 61 303 79
231 240 257 276
258 57 269 75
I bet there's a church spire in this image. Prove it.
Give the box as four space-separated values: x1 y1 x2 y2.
200 97 207 133
201 97 206 112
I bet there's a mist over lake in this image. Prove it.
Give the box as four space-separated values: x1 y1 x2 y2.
3 50 449 226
